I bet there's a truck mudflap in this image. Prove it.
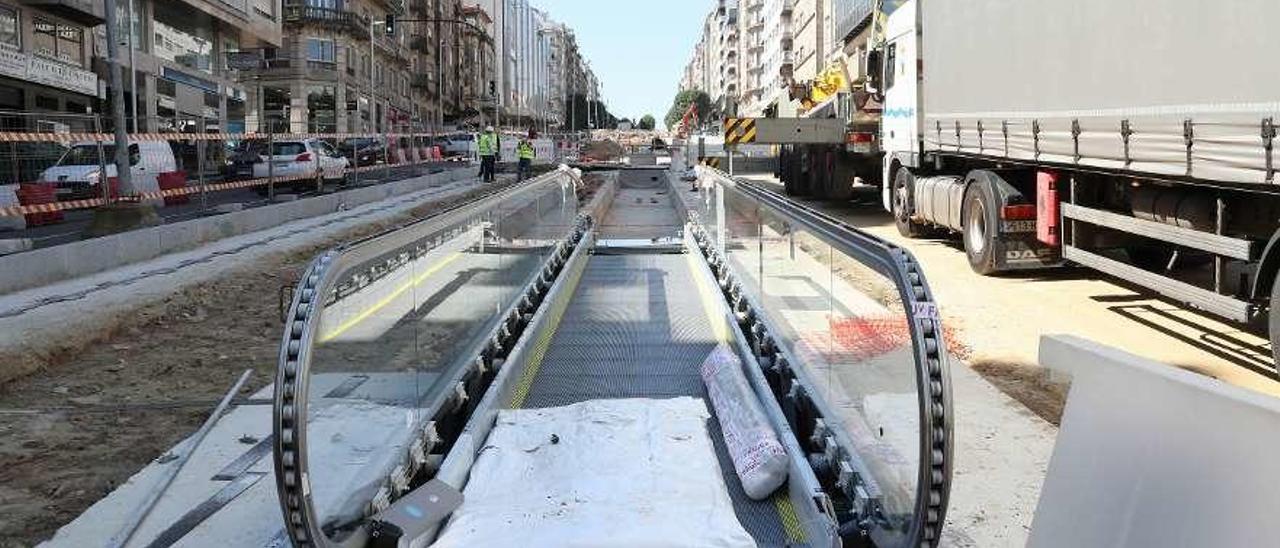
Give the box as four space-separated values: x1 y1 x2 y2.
994 232 1062 270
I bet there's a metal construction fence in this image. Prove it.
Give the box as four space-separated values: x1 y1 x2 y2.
0 111 586 227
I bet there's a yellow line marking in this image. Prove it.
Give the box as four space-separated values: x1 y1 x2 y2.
319 252 464 342
772 490 808 543
509 253 587 409
742 126 757 143
685 252 729 343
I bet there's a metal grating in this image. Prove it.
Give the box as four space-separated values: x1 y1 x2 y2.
519 254 795 545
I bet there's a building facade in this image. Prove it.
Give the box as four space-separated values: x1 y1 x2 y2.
0 0 102 130
684 0 858 120
91 0 285 134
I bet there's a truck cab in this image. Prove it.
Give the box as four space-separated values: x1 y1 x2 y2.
876 0 922 213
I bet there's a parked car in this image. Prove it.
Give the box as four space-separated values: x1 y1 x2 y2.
441 133 475 157
221 140 266 181
40 141 176 200
252 139 349 194
338 138 387 167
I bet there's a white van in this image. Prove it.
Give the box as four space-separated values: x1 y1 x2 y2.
40 141 176 200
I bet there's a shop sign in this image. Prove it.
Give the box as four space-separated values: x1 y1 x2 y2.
0 48 98 96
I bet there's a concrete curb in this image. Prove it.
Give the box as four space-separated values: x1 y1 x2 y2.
583 171 619 221
0 167 477 295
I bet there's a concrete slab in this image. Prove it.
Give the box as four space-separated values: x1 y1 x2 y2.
0 238 32 256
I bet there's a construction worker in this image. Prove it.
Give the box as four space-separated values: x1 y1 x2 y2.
478 126 499 182
516 135 535 182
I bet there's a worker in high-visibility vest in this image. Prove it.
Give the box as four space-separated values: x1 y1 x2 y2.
516 136 535 182
478 126 499 182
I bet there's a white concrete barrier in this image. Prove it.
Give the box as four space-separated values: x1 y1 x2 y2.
0 167 478 295
1030 335 1280 547
0 184 25 231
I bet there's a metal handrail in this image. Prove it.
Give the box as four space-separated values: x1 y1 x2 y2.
699 167 954 547
272 169 581 547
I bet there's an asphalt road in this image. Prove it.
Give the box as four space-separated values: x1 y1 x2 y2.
739 174 1280 405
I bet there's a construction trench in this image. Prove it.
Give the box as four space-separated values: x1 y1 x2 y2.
43 166 953 548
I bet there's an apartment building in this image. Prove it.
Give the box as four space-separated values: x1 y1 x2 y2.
684 0 874 119
84 0 284 134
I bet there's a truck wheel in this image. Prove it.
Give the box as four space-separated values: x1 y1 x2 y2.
828 154 854 202
892 168 930 238
963 180 1001 275
812 149 833 200
1270 276 1280 375
781 150 799 195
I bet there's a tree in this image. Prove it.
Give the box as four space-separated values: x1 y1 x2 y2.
638 114 656 131
664 89 713 131
563 94 621 131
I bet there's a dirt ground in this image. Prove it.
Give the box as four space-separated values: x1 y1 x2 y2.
744 178 1280 425
0 181 525 547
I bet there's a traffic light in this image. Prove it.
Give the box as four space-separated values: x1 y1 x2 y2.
383 15 395 36
488 81 496 97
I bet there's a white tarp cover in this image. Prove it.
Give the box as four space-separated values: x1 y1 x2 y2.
431 398 755 548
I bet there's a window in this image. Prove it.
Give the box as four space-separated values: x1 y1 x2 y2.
153 2 213 73
253 0 275 18
306 0 341 8
885 42 897 90
306 38 336 67
34 19 83 67
0 5 18 50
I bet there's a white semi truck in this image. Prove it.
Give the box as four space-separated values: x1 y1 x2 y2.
873 0 1280 369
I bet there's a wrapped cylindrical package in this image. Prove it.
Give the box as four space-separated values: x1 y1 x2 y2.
700 342 789 500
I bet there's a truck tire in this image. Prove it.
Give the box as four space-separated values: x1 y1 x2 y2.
781 149 798 195
1270 276 1280 375
892 168 931 238
963 178 1001 275
812 149 833 200
828 154 855 202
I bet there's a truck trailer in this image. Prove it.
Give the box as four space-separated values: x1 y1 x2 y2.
874 0 1280 369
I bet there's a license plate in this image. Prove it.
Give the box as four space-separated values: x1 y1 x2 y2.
1002 220 1037 232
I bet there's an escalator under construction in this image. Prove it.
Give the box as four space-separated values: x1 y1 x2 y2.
272 165 953 548
50 165 951 548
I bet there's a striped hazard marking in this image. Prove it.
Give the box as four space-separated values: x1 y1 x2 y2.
723 117 757 145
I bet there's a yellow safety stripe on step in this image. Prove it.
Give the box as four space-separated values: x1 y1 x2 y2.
508 251 589 409
688 250 808 544
686 251 729 343
773 489 808 544
319 252 464 342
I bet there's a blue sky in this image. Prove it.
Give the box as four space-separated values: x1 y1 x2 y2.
533 1 710 128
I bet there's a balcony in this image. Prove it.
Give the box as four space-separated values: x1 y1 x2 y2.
781 0 794 16
411 73 434 90
284 4 371 37
408 0 431 14
20 0 104 26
